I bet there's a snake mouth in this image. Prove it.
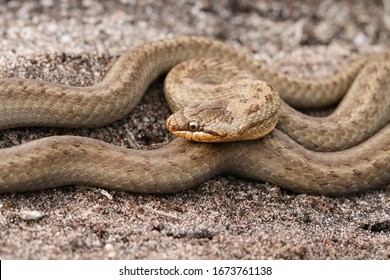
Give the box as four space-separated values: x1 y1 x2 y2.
172 130 224 142
166 115 226 142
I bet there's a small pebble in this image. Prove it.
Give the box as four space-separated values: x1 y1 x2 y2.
17 210 45 221
104 243 116 258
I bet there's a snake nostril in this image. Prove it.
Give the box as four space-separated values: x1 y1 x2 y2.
167 114 180 130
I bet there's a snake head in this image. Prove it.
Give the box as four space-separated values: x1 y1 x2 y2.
166 100 232 142
166 82 281 143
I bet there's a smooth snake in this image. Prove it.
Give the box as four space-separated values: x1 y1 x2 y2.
0 36 389 195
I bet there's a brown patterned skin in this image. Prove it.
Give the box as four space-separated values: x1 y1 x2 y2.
0 127 389 195
0 36 381 129
165 79 281 142
0 36 389 195
164 57 390 151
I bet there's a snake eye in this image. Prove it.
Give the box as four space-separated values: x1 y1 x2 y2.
188 121 200 132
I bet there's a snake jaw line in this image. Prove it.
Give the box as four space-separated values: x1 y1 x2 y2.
166 114 225 142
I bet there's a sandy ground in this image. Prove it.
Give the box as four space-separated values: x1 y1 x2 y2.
0 0 389 259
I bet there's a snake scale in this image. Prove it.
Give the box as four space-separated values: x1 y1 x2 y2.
0 36 389 195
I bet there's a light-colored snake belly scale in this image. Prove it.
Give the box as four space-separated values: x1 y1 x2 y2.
0 36 389 195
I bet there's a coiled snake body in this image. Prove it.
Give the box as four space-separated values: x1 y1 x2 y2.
0 36 389 195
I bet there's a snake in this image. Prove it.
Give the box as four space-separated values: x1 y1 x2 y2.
0 36 389 195
164 56 390 151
